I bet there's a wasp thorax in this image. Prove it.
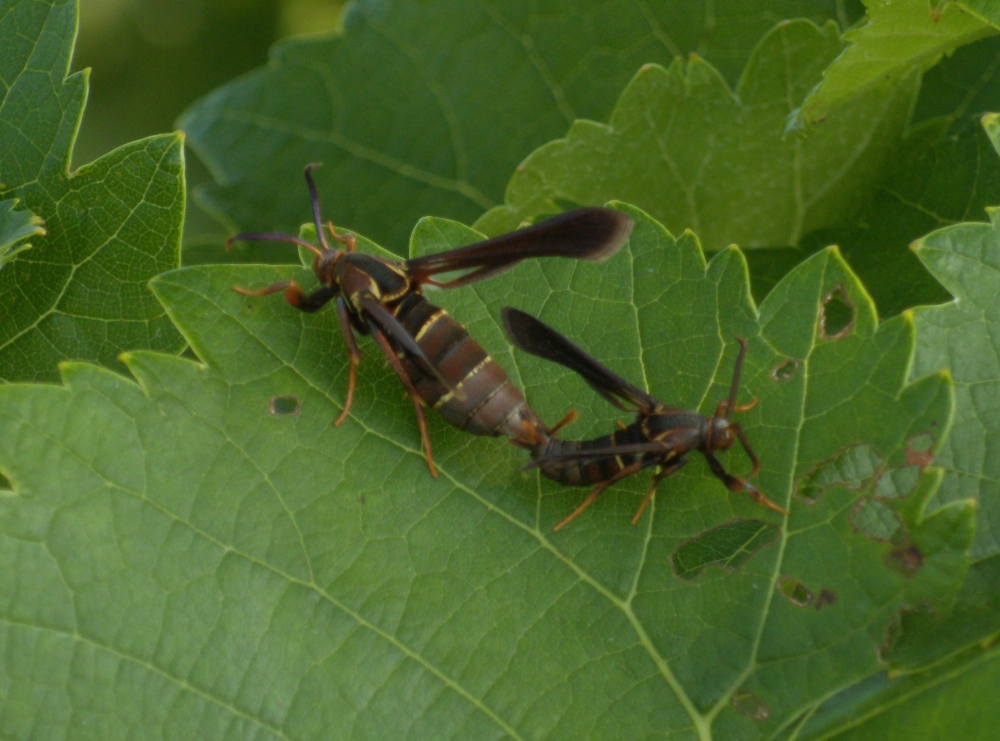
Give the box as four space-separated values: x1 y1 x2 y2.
708 417 735 451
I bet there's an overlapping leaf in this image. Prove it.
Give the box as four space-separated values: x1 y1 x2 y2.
749 34 1000 316
0 197 44 267
795 0 999 126
784 642 1000 740
0 0 184 382
179 0 858 256
475 20 917 254
0 205 972 739
871 120 1000 671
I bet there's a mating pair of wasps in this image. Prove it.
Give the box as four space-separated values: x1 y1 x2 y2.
231 166 786 531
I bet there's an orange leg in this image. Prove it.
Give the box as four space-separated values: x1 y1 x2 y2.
232 280 336 313
704 451 786 515
334 296 361 426
630 457 688 526
553 460 647 532
548 409 578 435
368 320 438 477
715 396 758 418
327 220 356 252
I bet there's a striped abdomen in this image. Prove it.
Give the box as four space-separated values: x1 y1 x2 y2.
532 422 650 487
393 293 545 445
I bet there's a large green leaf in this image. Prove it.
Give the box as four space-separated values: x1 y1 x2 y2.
180 0 858 257
795 0 999 126
0 0 184 382
0 197 44 267
475 21 917 252
879 124 1000 670
0 206 972 738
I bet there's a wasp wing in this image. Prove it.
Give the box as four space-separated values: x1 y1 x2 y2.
405 208 632 288
501 307 659 413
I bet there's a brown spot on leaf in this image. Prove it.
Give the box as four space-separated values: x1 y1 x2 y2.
820 284 854 339
815 589 837 610
905 433 935 468
269 395 301 416
771 359 799 381
732 690 769 721
886 544 923 576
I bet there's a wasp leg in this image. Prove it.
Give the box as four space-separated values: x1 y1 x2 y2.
233 281 336 313
716 397 759 417
367 318 438 478
704 451 786 514
630 456 689 525
334 296 361 426
326 220 357 252
547 409 578 435
553 460 649 532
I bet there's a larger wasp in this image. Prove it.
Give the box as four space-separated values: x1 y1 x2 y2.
501 308 786 530
229 166 633 475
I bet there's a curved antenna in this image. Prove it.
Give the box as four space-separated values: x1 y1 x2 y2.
725 338 749 420
303 163 332 252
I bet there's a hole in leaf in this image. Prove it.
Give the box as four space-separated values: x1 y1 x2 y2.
875 466 921 499
887 544 923 576
815 589 838 610
778 577 813 606
732 690 770 721
771 359 799 381
797 445 882 503
269 396 301 416
850 498 901 542
671 519 778 580
820 284 854 339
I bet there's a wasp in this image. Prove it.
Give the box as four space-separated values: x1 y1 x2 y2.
228 166 633 476
501 308 786 530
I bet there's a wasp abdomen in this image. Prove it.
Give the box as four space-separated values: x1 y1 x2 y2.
395 293 544 443
533 422 649 487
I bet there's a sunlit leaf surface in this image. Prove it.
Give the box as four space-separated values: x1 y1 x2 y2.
0 0 184 381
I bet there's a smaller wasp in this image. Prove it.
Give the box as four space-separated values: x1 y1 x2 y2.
501 308 786 530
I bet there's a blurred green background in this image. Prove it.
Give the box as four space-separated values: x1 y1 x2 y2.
73 0 346 244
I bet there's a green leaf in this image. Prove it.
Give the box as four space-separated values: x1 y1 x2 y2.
0 205 972 738
180 0 858 256
0 198 44 266
881 121 1000 669
796 0 999 126
781 642 1000 740
749 34 1000 317
475 20 918 253
0 0 184 382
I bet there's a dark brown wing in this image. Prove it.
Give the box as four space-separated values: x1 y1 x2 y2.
405 208 633 288
501 308 659 413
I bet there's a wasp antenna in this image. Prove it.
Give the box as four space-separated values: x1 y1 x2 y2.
725 338 749 420
303 164 332 252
